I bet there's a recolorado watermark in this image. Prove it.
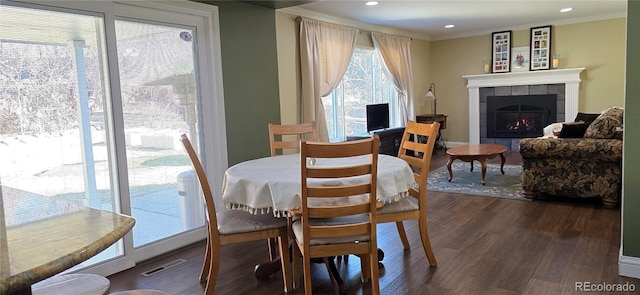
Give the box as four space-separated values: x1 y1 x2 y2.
575 281 636 292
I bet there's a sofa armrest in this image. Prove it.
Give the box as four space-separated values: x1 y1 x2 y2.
519 138 622 162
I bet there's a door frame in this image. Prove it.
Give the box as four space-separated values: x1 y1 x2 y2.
2 0 228 277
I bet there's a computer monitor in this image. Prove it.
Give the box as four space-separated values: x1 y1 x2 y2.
366 103 390 132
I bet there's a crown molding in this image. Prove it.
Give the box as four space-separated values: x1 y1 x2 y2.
278 6 626 42
278 6 433 41
431 12 627 41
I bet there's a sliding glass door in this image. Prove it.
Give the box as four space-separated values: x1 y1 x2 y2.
0 0 227 275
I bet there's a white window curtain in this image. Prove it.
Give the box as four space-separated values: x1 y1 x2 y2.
371 32 414 126
299 18 358 142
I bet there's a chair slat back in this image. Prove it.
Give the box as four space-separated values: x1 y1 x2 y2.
180 134 219 238
397 121 440 201
300 136 379 241
268 122 317 156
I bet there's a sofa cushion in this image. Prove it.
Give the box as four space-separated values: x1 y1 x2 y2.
558 122 588 138
519 138 623 162
574 112 600 124
584 107 624 139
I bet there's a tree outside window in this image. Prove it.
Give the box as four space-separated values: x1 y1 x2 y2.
322 48 398 142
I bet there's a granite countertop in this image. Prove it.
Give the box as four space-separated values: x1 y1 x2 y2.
0 185 135 294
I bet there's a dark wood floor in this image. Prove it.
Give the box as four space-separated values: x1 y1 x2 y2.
108 151 640 294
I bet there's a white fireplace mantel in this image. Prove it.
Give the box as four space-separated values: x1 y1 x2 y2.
463 67 585 144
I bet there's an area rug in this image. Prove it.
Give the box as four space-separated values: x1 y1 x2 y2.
427 162 530 201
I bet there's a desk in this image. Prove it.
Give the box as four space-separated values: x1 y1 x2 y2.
346 127 405 156
222 153 415 216
416 114 447 151
0 185 135 295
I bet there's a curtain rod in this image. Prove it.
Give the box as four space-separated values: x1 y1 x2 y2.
294 15 411 40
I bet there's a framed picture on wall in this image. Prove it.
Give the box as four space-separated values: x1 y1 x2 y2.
512 46 530 72
491 30 512 73
530 25 552 70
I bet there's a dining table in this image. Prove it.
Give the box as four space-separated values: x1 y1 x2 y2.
0 184 136 295
222 153 416 217
221 153 416 285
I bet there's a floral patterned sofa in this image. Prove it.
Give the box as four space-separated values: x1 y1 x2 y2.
519 107 624 208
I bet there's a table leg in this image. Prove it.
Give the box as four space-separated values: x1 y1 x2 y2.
254 257 283 280
433 129 444 154
480 157 487 185
499 152 506 174
446 157 454 182
323 257 344 294
254 248 385 287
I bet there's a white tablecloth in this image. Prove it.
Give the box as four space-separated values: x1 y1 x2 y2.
222 154 416 217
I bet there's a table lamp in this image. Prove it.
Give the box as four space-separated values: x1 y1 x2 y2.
424 83 437 117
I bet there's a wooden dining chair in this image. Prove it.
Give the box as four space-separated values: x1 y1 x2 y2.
376 120 439 266
180 134 292 294
291 136 381 295
268 121 318 156
266 121 318 259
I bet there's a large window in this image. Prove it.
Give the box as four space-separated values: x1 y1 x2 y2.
0 0 226 276
322 48 399 142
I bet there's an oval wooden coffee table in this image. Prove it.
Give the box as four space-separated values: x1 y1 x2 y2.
445 144 507 185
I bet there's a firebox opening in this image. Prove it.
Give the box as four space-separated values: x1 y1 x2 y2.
487 94 557 138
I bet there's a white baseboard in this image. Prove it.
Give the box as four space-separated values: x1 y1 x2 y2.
444 141 468 148
619 250 640 279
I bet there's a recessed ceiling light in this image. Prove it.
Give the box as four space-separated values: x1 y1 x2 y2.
366 1 379 6
560 7 573 13
445 24 455 29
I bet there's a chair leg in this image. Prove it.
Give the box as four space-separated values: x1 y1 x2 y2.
395 221 410 250
267 237 278 261
292 242 301 289
369 249 380 295
204 241 220 295
322 257 343 295
418 216 438 266
336 255 349 264
303 256 313 295
200 228 211 282
360 255 371 283
278 228 292 292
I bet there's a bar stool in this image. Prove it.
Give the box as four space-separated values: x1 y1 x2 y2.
32 274 110 295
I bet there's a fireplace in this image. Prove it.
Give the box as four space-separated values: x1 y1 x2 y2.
478 85 564 148
486 94 557 138
463 68 585 145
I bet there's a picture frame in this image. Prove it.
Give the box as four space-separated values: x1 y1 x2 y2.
511 46 530 72
530 25 552 71
491 30 512 73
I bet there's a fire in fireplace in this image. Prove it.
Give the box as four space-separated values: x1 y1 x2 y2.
487 94 557 138
508 118 535 131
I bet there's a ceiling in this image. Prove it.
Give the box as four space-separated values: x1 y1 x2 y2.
239 1 315 9
259 0 627 40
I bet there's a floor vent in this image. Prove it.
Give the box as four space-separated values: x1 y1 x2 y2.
141 259 187 277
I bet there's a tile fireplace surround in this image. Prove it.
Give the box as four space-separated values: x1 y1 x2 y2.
464 68 585 144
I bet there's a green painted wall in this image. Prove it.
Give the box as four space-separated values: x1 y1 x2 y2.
203 1 281 165
623 0 640 258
